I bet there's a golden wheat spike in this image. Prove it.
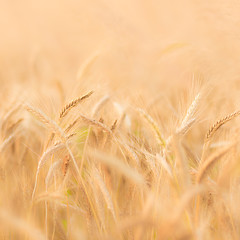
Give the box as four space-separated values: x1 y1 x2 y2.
25 104 66 141
79 114 112 134
206 110 240 141
179 92 201 131
64 119 79 133
59 90 93 119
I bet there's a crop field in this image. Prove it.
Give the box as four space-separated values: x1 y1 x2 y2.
1 1 240 239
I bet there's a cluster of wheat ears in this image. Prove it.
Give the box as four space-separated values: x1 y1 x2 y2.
0 78 240 240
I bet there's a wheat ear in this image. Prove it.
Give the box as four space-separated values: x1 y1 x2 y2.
25 104 66 141
64 119 79 133
200 110 240 162
59 91 93 119
79 114 112 134
205 110 240 141
166 93 201 145
179 93 201 132
26 105 80 176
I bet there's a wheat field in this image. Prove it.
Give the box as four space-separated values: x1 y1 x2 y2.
1 1 240 239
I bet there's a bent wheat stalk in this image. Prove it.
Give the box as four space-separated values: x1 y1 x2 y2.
91 95 110 118
196 143 235 183
76 51 99 80
0 134 15 153
32 143 65 200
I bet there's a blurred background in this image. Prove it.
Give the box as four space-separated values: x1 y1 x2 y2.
0 0 240 94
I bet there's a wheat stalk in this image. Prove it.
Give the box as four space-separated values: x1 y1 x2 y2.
156 153 173 177
91 181 106 231
93 168 117 222
196 143 235 183
6 118 23 134
76 51 99 80
45 160 61 189
88 149 144 186
0 134 15 153
1 104 21 130
91 95 110 118
138 108 166 147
